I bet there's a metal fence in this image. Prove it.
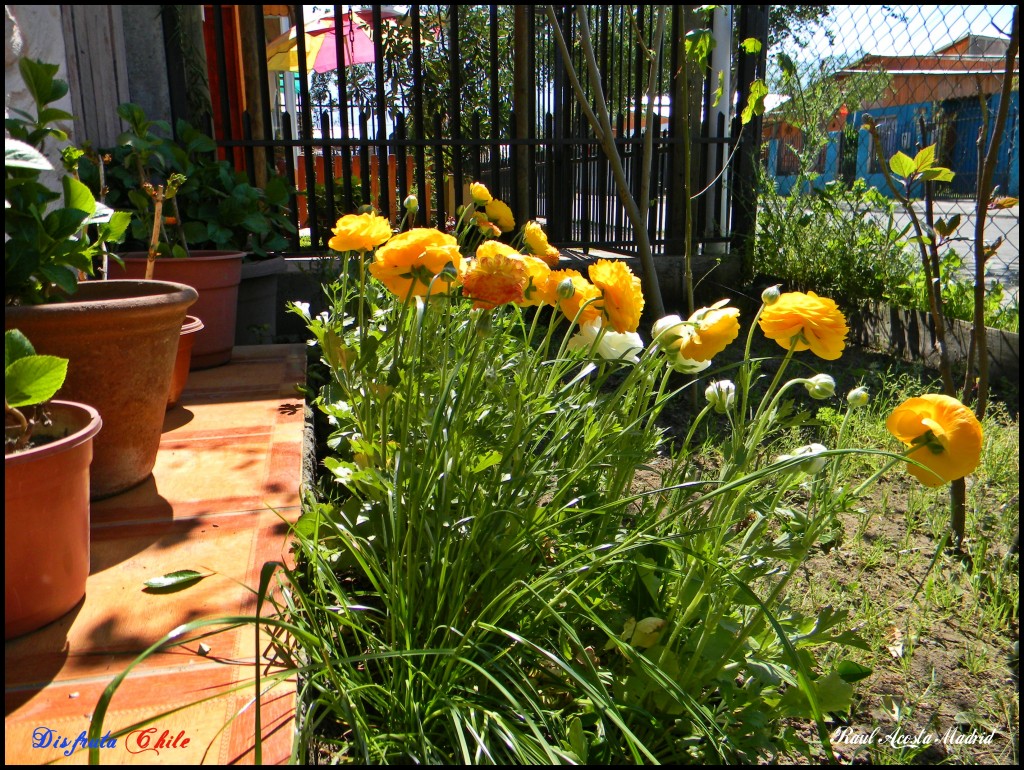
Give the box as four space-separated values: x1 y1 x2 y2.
196 4 769 258
759 4 1019 299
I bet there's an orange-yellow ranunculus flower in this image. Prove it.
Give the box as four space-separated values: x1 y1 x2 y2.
588 259 644 333
328 212 393 253
462 242 529 308
759 290 848 360
519 255 554 307
886 394 983 487
677 300 740 362
470 182 493 204
523 221 560 266
369 228 464 299
484 198 515 233
548 269 601 325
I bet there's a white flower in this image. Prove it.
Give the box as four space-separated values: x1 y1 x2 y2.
568 318 643 364
804 373 836 399
847 387 869 408
776 443 830 475
705 379 736 413
651 314 686 347
291 300 311 320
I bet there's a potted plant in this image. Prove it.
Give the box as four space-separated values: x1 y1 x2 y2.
5 329 101 638
83 105 296 365
4 57 197 499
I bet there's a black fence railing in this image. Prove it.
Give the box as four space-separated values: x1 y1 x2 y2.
195 5 769 259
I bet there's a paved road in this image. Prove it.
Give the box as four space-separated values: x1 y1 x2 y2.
875 200 1019 305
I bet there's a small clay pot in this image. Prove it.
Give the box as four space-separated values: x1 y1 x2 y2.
168 315 205 408
5 401 102 638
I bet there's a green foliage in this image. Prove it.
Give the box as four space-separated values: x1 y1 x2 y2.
79 103 295 259
753 176 917 308
4 328 69 452
4 58 130 305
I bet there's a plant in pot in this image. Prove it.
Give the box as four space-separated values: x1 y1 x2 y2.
83 104 296 363
5 329 101 638
4 57 198 499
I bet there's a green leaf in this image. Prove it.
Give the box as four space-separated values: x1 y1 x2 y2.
741 80 769 125
920 167 954 183
5 355 69 408
63 175 97 217
889 151 916 179
4 138 52 170
913 144 935 171
777 671 854 717
835 660 873 684
740 38 762 54
469 450 503 473
143 569 206 590
5 329 36 368
777 52 797 79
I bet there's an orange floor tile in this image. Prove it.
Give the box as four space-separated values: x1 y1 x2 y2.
5 344 308 765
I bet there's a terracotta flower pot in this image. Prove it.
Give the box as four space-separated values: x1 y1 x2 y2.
5 280 198 499
168 315 205 408
5 401 102 639
112 251 245 369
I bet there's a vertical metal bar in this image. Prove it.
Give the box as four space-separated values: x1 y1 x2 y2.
333 4 355 213
254 4 274 155
433 112 445 228
294 6 319 248
282 112 300 250
243 112 257 186
471 113 482 183
411 4 427 226
488 4 501 194
212 6 233 145
321 111 336 237
372 4 390 219
527 7 538 219
731 5 770 260
359 110 371 211
449 4 464 210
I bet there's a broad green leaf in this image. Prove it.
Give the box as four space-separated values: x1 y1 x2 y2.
143 569 206 589
913 144 936 171
469 450 503 474
777 671 854 717
4 138 52 170
920 167 954 183
741 80 769 125
740 37 762 54
712 70 724 108
63 175 97 217
5 329 36 368
934 214 961 238
889 151 916 179
777 52 797 79
836 659 873 684
5 355 69 407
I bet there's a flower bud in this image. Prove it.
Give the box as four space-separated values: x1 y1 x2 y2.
795 443 829 474
704 380 736 413
847 387 869 408
556 277 576 300
761 285 781 305
357 204 374 215
404 194 419 212
804 373 836 399
651 315 685 347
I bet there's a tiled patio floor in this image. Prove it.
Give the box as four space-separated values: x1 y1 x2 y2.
5 344 307 765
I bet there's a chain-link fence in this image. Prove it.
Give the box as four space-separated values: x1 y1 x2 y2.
756 4 1019 316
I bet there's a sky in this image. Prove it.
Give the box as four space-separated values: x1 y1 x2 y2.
786 5 1017 63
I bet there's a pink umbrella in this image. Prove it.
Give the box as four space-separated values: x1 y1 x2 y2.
266 11 396 73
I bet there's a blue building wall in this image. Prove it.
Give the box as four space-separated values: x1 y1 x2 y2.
766 91 1019 198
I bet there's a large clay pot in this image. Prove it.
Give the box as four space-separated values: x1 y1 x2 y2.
168 315 204 408
237 255 286 345
5 280 197 499
5 401 102 638
112 251 244 368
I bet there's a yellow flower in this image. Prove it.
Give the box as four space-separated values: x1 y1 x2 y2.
369 228 464 299
328 212 393 253
886 394 983 487
758 290 848 360
484 198 515 233
523 221 560 266
548 269 601 325
519 255 553 307
678 301 741 362
470 181 493 204
462 242 529 308
473 211 502 238
588 259 644 333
